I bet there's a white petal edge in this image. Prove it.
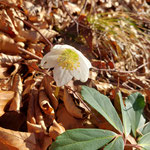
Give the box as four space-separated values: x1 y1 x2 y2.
40 49 63 68
51 44 77 52
70 56 90 82
53 65 73 87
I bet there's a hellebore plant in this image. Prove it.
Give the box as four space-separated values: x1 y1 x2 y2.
41 44 92 87
50 86 150 150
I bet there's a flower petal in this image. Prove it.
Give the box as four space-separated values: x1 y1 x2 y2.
53 65 73 87
40 49 62 68
71 56 90 82
51 44 77 52
75 50 92 69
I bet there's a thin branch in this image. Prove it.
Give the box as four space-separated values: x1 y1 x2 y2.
18 47 42 60
15 16 53 48
92 62 149 74
79 0 88 15
61 0 89 33
66 85 101 124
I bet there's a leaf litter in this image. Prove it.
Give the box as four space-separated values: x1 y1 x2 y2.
0 0 150 149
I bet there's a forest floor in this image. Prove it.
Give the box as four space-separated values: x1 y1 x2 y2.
0 0 150 150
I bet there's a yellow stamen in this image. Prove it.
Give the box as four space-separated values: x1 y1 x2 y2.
57 49 80 70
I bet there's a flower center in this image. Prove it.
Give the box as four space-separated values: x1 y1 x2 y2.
57 49 80 70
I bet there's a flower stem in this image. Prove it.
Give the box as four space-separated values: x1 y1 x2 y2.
55 87 60 98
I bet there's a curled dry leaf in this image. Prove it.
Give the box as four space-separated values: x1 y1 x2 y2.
56 104 84 129
27 121 43 133
39 85 55 120
64 1 80 14
0 33 20 55
23 1 45 22
49 119 65 140
0 9 18 36
0 53 22 63
43 75 58 110
93 80 113 95
8 63 20 76
0 90 14 116
0 64 9 78
0 0 23 6
20 29 58 43
0 126 38 150
34 91 47 134
7 8 24 28
27 93 36 124
0 126 52 150
63 87 83 118
9 74 23 112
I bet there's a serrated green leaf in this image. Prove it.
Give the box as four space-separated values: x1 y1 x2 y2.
125 92 146 137
138 132 150 150
142 122 150 135
50 129 117 150
104 136 124 150
81 86 123 133
118 91 131 137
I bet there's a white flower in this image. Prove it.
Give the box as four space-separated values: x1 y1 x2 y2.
40 44 92 87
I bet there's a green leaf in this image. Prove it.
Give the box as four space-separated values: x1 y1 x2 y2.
50 129 117 150
81 86 123 133
104 136 124 150
138 132 150 150
142 122 150 135
118 91 131 137
125 92 146 137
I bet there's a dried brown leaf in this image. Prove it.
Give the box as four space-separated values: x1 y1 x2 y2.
23 1 45 22
43 75 58 110
0 33 20 55
0 0 22 6
0 126 39 150
56 104 84 129
0 126 52 150
64 1 80 14
0 53 22 64
34 91 47 133
49 119 65 140
9 74 23 112
0 64 9 78
27 93 36 124
39 86 55 120
0 9 18 36
19 29 58 43
63 87 83 118
27 121 43 133
0 90 14 116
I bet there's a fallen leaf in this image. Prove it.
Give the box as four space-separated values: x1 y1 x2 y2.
0 90 14 116
0 9 18 36
0 126 52 150
19 29 58 43
49 119 65 140
43 75 58 110
63 87 83 118
0 53 22 64
39 85 55 120
0 33 20 55
56 104 84 129
9 74 23 112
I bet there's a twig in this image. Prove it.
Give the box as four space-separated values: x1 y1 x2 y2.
66 86 101 123
15 16 53 48
61 0 89 33
92 62 149 74
79 0 88 15
18 47 42 60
